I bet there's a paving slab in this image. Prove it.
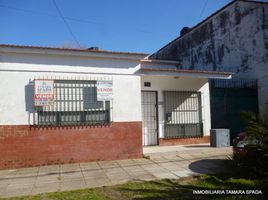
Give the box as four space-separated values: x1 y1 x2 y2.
36 174 61 183
161 155 181 161
132 173 156 181
83 170 107 179
172 169 199 178
116 159 138 167
60 173 84 182
0 144 232 198
60 179 86 191
179 154 196 160
174 160 190 166
4 185 33 198
122 165 145 173
60 163 81 173
158 163 182 171
149 157 169 163
154 172 178 179
104 167 126 175
32 184 59 195
85 177 111 187
141 166 169 175
98 161 120 169
0 170 18 180
0 186 7 195
139 163 159 169
191 153 208 159
105 172 130 181
16 167 39 175
38 165 59 176
79 162 100 170
8 177 36 187
0 179 10 188
107 174 132 184
132 158 154 165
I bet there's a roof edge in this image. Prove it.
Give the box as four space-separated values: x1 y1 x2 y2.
0 44 148 57
140 59 181 65
140 67 233 76
149 0 268 58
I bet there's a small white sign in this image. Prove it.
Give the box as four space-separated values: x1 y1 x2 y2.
97 81 113 101
34 80 54 106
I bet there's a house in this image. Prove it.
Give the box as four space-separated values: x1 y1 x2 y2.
3 0 265 170
0 44 231 169
150 0 268 138
0 45 146 169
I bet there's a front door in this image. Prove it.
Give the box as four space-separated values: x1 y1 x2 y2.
141 91 158 146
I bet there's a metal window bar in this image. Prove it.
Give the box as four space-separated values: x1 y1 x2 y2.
163 91 203 138
34 79 111 126
209 78 257 89
141 91 158 146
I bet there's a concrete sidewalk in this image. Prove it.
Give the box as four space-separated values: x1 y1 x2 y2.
143 143 214 155
0 146 232 198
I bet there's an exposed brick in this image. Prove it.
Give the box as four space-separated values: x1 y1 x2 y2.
159 136 210 146
0 122 142 169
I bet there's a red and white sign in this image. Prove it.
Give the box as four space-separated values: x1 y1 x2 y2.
97 81 113 101
34 80 54 106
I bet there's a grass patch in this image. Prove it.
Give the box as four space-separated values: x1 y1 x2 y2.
1 177 266 200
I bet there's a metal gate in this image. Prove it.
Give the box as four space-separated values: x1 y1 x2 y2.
163 91 203 138
210 79 258 142
141 91 158 146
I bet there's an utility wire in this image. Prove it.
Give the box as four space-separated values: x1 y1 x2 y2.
198 0 209 21
0 4 100 25
0 3 152 34
0 4 56 18
52 0 81 48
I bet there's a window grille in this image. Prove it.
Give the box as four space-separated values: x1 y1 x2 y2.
209 78 257 89
163 91 203 138
34 79 111 126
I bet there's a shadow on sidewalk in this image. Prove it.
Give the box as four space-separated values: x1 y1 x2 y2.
188 159 231 175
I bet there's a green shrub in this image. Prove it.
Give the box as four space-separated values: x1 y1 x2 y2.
234 112 268 178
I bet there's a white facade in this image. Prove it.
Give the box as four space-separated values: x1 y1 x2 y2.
0 45 232 145
141 76 211 137
0 47 145 125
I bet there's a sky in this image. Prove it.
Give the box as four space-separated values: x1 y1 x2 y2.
0 0 236 54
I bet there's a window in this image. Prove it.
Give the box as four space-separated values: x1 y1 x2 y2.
144 82 151 87
34 79 111 126
163 91 203 138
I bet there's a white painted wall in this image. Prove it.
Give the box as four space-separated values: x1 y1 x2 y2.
0 52 143 125
0 50 212 131
141 76 211 137
0 52 141 75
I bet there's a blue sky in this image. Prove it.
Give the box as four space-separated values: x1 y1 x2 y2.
0 0 234 53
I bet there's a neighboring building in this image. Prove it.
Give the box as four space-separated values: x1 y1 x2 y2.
150 0 268 119
0 44 230 169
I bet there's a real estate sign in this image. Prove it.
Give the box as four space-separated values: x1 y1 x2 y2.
34 80 54 106
97 80 113 101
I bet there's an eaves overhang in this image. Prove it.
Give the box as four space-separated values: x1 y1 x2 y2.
139 67 232 79
0 44 148 61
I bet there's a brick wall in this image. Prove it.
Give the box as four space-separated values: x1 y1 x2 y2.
0 122 142 169
159 136 210 146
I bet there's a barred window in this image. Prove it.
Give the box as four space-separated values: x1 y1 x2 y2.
34 79 111 126
163 91 203 138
